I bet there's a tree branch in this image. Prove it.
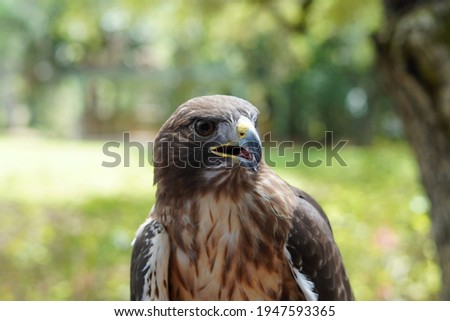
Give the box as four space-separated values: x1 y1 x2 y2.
262 0 314 34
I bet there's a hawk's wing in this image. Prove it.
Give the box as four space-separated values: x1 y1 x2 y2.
285 186 354 300
130 217 170 300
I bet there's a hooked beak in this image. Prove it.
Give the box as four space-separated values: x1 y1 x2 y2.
209 118 262 170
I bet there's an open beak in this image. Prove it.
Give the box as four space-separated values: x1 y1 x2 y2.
209 118 262 170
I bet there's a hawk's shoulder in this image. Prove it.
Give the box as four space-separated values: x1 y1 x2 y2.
130 216 170 300
285 184 354 300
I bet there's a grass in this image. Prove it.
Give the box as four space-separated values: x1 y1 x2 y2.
0 136 440 300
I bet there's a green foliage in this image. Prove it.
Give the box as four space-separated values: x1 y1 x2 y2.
0 137 439 300
0 0 439 301
0 0 398 142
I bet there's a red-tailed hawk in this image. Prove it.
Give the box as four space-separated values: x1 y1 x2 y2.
130 95 353 300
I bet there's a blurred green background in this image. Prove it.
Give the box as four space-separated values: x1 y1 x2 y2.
0 0 440 300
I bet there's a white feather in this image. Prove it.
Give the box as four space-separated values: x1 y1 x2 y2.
284 246 318 301
136 219 170 301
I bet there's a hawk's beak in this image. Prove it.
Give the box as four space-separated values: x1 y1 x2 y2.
209 118 262 170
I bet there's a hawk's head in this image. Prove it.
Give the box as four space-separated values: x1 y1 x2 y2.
153 95 262 191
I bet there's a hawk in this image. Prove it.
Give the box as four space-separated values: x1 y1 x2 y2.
130 95 353 300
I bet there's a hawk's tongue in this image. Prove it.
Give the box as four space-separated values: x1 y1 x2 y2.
239 148 252 160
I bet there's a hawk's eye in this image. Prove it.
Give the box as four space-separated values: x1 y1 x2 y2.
194 119 216 137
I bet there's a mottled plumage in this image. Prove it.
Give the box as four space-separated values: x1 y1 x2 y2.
130 95 353 300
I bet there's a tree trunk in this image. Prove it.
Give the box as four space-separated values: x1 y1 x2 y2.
374 0 450 299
